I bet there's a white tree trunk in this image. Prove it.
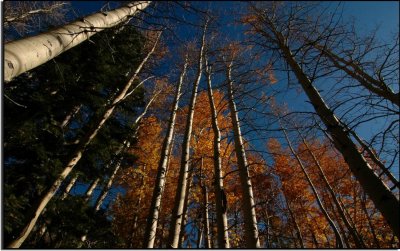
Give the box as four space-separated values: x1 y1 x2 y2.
167 22 207 248
226 62 260 248
6 32 161 248
280 122 345 248
94 89 161 211
143 54 188 248
60 104 82 129
60 174 78 200
178 168 194 248
84 178 100 202
297 130 365 248
4 1 150 82
205 61 230 248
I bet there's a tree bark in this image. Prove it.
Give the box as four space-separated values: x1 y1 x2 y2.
204 58 230 248
271 27 400 238
7 33 161 248
60 174 78 200
198 157 211 249
143 53 188 248
178 167 194 248
226 61 260 248
167 22 207 248
197 224 203 248
84 178 100 202
60 104 82 129
4 1 150 82
280 122 344 248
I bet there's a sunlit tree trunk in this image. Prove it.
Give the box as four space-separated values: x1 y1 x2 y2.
226 61 260 248
143 53 188 248
197 224 203 248
60 104 82 129
6 34 161 248
178 166 194 248
279 121 344 248
60 174 78 200
4 1 150 82
198 157 211 249
84 178 100 202
168 21 207 248
204 58 230 248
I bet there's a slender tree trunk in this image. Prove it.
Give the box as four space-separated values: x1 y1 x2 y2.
226 61 260 248
168 22 207 248
60 104 82 129
143 54 188 248
94 89 160 211
60 174 78 200
197 225 203 248
297 131 365 248
94 158 123 212
269 25 399 238
4 1 150 82
202 185 211 249
204 58 230 248
84 178 100 202
178 167 194 248
279 122 344 248
128 164 147 248
312 43 399 106
7 34 161 248
198 157 211 249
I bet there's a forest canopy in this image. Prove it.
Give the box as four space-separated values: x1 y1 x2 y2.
2 1 399 249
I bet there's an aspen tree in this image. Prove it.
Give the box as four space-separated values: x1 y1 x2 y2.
60 174 78 200
6 31 161 248
4 1 150 82
245 4 399 237
279 118 344 248
296 129 365 248
143 52 188 248
94 88 162 211
226 59 260 248
204 56 230 248
84 178 100 202
178 166 194 248
168 21 208 248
